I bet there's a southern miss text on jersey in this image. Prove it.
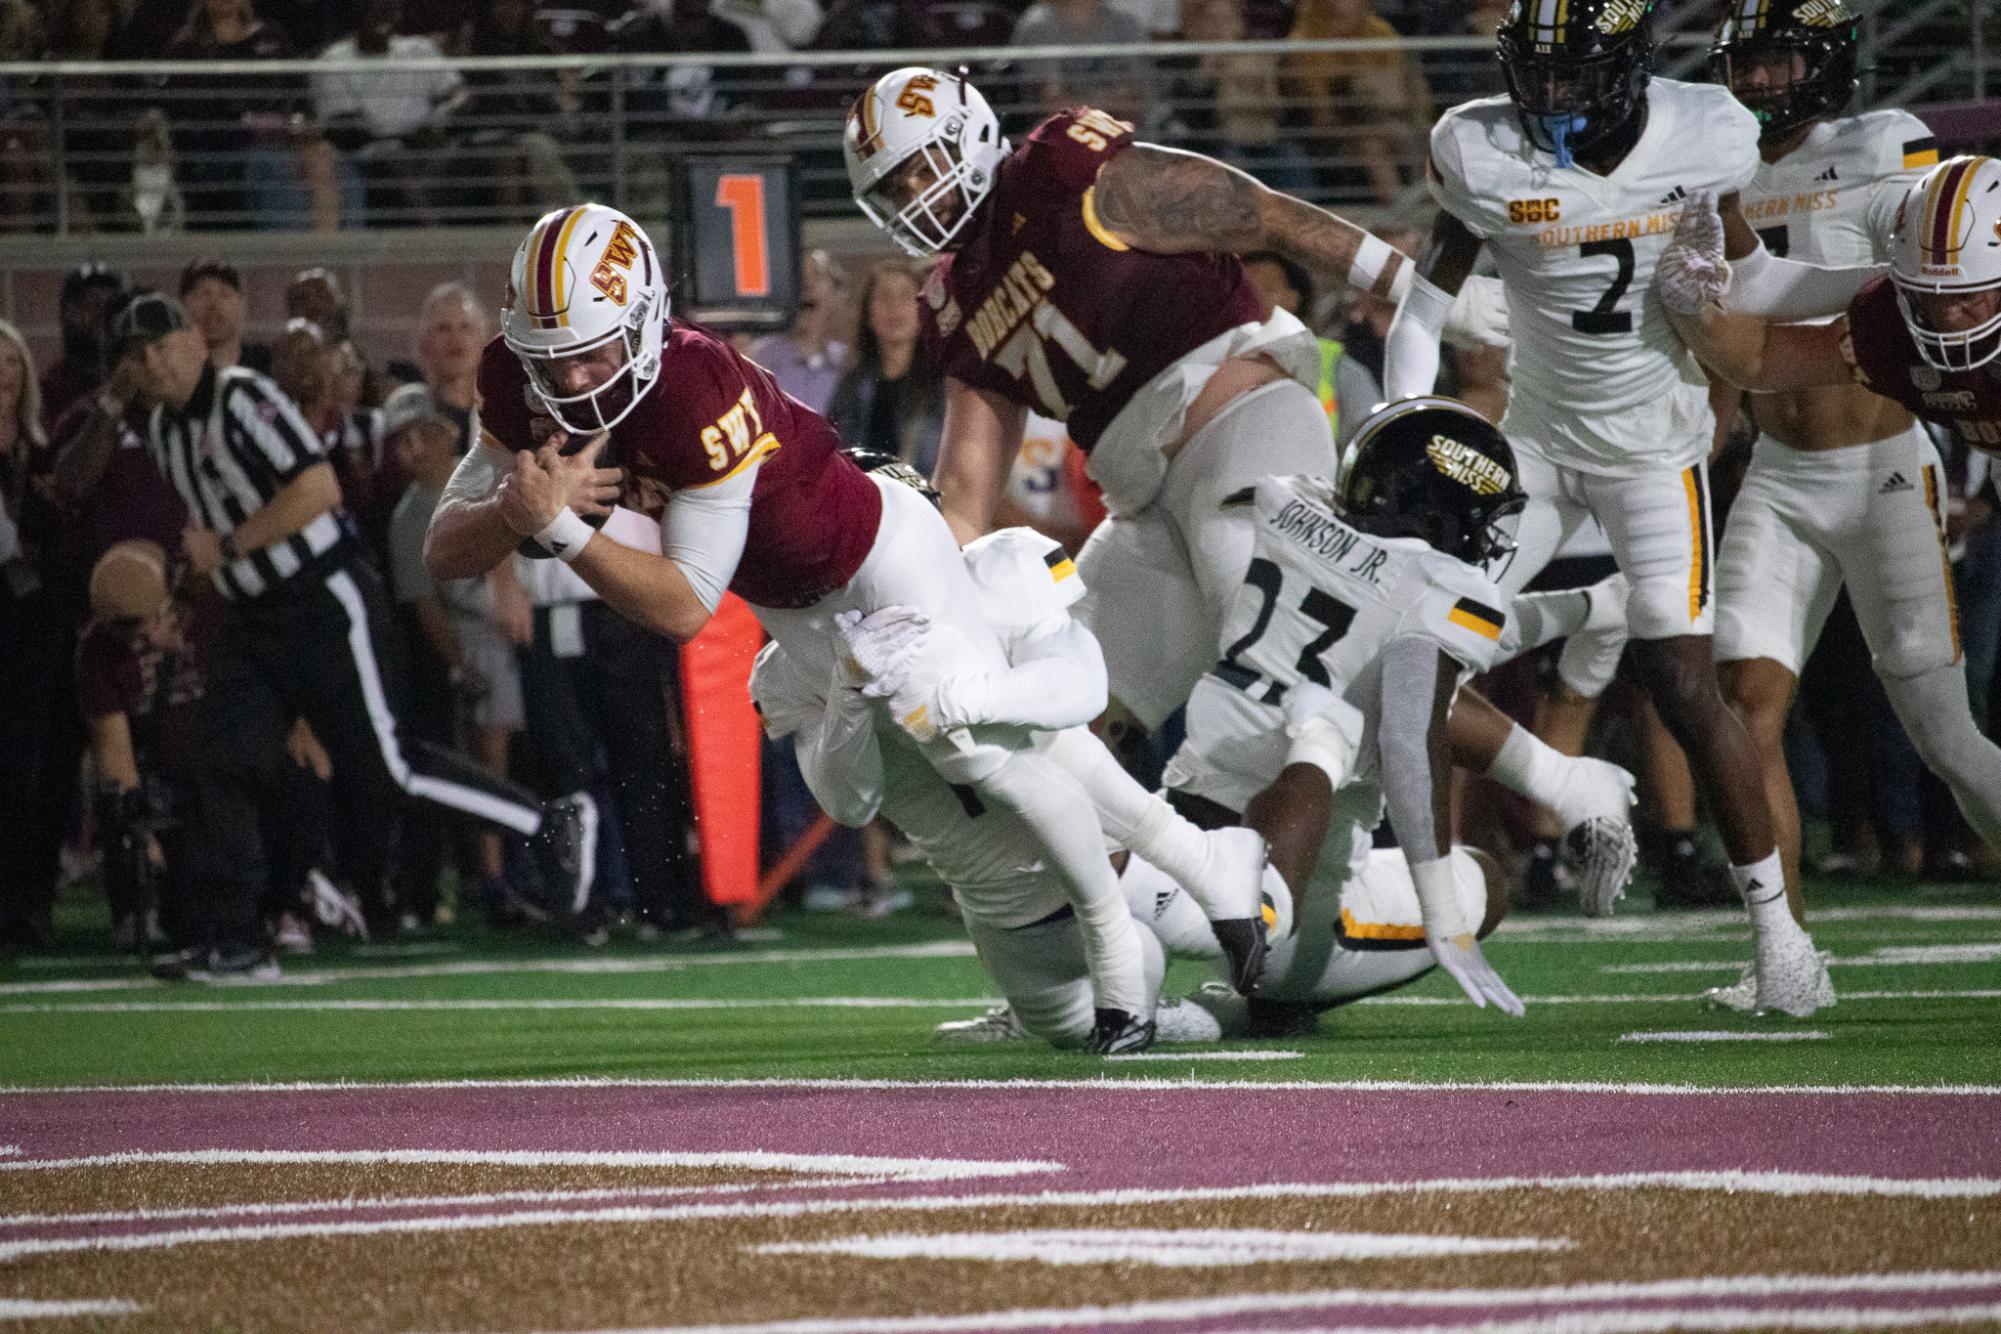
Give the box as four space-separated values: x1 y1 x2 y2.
920 107 1263 451
476 325 881 609
1847 278 2001 454
1741 109 1939 268
1429 79 1761 425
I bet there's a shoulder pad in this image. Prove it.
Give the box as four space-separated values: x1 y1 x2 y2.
963 527 1084 629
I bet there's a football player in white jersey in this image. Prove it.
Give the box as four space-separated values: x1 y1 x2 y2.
1383 0 1824 1016
1673 3 2001 1014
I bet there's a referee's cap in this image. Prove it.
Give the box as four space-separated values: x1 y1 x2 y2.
106 290 191 361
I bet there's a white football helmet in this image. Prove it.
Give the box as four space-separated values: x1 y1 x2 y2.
501 202 668 433
1888 155 2001 373
844 67 1009 258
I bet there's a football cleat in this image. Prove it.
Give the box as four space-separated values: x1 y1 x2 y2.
1549 758 1638 916
1699 961 1757 1014
933 1005 1028 1045
1090 1007 1158 1055
1210 917 1269 997
1196 826 1269 924
1752 927 1837 1019
309 868 369 940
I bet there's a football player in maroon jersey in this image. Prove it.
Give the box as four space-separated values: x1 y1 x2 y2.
845 69 1639 919
424 203 1235 1046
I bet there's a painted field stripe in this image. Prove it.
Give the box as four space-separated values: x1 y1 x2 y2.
0 1299 144 1319
530 1272 2001 1334
0 1176 878 1230
1617 1031 1832 1043
0 942 980 996
1611 947 2001 973
1109 1051 1302 1062
8 1075 1999 1096
0 1149 1061 1181
0 998 1000 1015
4 1179 1996 1264
754 1227 1572 1267
9 988 2000 1018
1261 1303 2001 1334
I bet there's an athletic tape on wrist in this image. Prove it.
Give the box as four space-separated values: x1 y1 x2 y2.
534 509 594 564
1410 855 1468 938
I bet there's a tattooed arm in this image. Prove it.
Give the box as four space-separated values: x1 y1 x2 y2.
1090 142 1407 300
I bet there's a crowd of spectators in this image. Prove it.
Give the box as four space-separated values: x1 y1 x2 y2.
0 0 1553 233
0 257 728 967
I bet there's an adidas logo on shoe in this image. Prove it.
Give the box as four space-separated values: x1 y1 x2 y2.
1659 185 1689 205
1881 471 1914 493
1154 889 1176 920
1816 164 1839 182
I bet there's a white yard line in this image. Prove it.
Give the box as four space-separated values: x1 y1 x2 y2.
6 1074 1998 1096
753 1227 1571 1267
0 1175 880 1229
1267 1304 2001 1334
0 1298 144 1320
8 987 2000 1018
0 1148 1060 1182
3 1172 1995 1264
1108 1051 1302 1062
0 941 980 996
1618 1031 1832 1043
521 1271 2001 1334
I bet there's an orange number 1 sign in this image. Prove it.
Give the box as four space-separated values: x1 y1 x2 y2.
714 174 771 298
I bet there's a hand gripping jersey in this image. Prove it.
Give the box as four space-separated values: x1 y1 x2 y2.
1430 79 1761 468
1739 109 1939 268
1846 277 2001 454
476 323 881 609
920 108 1265 456
1165 474 1507 820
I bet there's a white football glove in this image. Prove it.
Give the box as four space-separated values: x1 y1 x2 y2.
1656 192 1730 317
1427 929 1527 1017
834 606 930 699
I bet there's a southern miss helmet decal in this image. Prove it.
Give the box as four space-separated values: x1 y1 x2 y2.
1337 398 1529 569
1709 0 1857 143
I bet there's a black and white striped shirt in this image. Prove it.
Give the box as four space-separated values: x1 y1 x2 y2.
147 364 351 600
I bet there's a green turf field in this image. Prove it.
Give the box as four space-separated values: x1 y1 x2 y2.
4 872 1996 1091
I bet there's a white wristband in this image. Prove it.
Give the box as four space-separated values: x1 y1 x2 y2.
1350 231 1398 293
534 509 594 564
1410 854 1469 938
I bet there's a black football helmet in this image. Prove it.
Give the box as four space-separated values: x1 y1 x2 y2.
845 447 941 507
1496 0 1655 168
1709 0 1858 146
1336 398 1527 568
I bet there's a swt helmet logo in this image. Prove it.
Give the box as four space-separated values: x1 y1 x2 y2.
896 74 940 118
590 221 643 305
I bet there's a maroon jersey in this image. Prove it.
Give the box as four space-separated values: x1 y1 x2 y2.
1846 277 2001 454
477 322 882 609
921 108 1265 450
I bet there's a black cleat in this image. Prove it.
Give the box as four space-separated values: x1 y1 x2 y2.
1210 916 1268 996
1244 997 1323 1040
1517 838 1566 912
1089 1008 1158 1055
1653 846 1737 909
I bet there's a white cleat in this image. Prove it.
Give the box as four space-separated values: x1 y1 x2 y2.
932 1005 1028 1045
1700 961 1757 1014
1552 758 1639 917
1753 929 1837 1019
1557 572 1630 700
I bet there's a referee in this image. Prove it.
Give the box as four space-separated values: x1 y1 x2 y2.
111 292 589 973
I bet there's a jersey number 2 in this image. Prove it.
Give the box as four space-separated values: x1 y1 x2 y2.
1570 238 1634 336
1218 556 1357 704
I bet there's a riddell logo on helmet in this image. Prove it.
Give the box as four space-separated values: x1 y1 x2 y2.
590 221 643 305
1920 262 1964 277
896 75 940 118
1427 436 1512 496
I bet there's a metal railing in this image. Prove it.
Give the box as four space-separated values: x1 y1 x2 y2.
0 25 1974 238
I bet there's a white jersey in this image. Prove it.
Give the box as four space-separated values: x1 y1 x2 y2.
1165 475 1506 839
1740 109 1937 269
1430 79 1761 472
